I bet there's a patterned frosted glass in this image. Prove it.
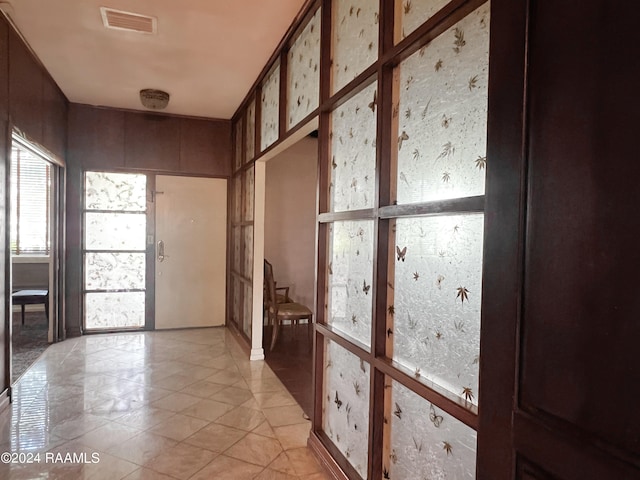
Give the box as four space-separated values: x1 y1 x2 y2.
392 214 483 406
395 0 451 43
85 213 146 251
261 64 280 151
243 166 255 221
243 226 254 279
327 221 374 348
233 277 241 326
243 285 252 337
234 120 243 171
85 253 145 290
287 8 320 129
85 292 145 329
387 380 477 479
330 82 377 212
323 339 370 478
395 3 489 204
232 175 242 223
332 0 379 94
246 100 256 161
85 172 146 211
232 226 241 273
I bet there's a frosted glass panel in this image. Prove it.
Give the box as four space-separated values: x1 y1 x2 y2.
396 3 489 204
323 339 370 478
85 253 145 290
243 226 254 279
395 0 451 42
234 120 243 171
327 221 374 348
243 285 252 337
232 226 241 273
387 381 477 479
392 214 483 406
287 8 321 129
246 99 256 161
233 277 241 326
85 292 145 329
85 172 146 211
232 175 242 223
261 64 280 150
243 166 255 221
330 82 377 212
332 0 379 93
85 213 146 251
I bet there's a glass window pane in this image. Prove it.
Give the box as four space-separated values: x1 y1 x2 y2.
85 213 146 251
395 3 490 204
243 166 255 221
243 285 252 338
332 0 379 94
327 220 374 349
232 175 242 223
387 380 477 479
261 64 281 151
234 119 243 171
232 226 241 273
85 252 145 290
246 99 256 161
392 214 483 406
395 0 451 43
85 292 145 329
287 8 321 129
85 172 146 211
323 339 370 478
330 82 377 212
243 226 254 279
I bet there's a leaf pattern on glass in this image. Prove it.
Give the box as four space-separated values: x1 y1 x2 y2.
456 286 470 304
261 63 280 150
453 27 466 53
475 155 487 170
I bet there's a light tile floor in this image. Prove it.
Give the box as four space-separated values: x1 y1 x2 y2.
0 328 331 480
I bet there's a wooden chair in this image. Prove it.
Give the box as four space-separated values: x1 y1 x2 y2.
264 260 313 351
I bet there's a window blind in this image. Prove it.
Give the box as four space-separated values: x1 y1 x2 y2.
10 144 50 255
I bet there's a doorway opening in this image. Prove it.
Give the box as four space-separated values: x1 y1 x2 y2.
262 133 318 416
9 133 64 381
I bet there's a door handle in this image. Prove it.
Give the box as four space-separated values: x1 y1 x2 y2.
157 240 168 262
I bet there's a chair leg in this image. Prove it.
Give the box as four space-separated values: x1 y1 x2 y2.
307 315 313 345
44 299 49 320
21 304 25 325
270 317 280 351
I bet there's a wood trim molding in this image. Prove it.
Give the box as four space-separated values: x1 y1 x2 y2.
308 432 349 480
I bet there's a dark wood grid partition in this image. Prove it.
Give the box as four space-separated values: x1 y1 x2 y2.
229 0 496 478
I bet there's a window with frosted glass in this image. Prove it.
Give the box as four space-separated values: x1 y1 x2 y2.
85 171 146 211
246 99 256 161
232 175 242 223
243 285 252 337
395 2 489 204
323 339 370 478
234 120 243 171
232 226 241 273
233 277 241 325
261 63 280 150
330 82 377 212
394 0 451 43
327 220 374 348
243 165 255 221
243 226 254 279
287 8 321 129
84 213 146 251
386 380 477 479
331 0 379 94
85 292 145 330
391 214 483 406
85 253 145 290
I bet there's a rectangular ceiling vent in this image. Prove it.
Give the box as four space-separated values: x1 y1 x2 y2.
100 7 157 34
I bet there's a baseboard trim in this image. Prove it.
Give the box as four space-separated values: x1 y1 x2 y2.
65 326 82 338
308 431 348 480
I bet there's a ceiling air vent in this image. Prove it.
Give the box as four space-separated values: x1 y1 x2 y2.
100 7 157 34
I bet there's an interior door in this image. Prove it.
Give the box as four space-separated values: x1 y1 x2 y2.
155 175 227 329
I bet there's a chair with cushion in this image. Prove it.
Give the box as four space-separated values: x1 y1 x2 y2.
12 289 49 325
264 260 313 351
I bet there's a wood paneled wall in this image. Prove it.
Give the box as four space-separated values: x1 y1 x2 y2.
0 14 68 407
65 104 232 337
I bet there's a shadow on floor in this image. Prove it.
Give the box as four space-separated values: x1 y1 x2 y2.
12 311 49 381
264 323 313 417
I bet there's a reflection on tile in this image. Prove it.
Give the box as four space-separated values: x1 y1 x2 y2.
225 432 283 466
189 454 264 480
1 328 326 480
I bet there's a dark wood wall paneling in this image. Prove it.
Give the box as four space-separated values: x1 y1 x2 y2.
65 104 232 337
0 16 8 406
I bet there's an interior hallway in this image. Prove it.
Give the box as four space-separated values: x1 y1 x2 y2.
0 328 329 480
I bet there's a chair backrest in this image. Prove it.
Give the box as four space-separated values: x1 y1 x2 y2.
263 259 278 312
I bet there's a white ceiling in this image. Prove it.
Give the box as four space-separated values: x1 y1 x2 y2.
4 0 306 119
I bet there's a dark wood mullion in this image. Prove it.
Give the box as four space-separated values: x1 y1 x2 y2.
318 208 376 223
253 92 261 158
380 195 485 218
316 323 372 361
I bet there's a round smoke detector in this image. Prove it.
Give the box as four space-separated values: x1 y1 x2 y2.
140 89 170 110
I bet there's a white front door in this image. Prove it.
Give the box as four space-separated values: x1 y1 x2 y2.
155 175 227 329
